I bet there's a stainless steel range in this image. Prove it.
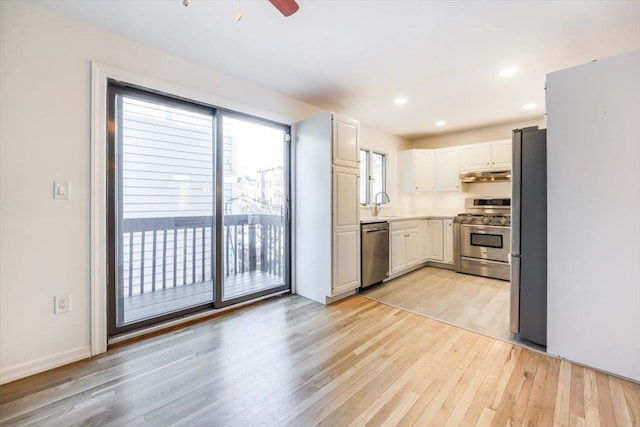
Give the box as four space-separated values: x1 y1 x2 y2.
453 198 511 281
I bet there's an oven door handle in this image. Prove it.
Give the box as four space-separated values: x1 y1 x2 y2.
460 257 508 265
461 225 508 231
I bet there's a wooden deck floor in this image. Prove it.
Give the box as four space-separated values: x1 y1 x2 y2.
1 295 638 426
124 271 284 323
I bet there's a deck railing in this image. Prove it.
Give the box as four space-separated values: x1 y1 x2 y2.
120 214 284 297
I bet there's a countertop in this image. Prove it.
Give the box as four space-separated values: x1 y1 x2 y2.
360 214 456 224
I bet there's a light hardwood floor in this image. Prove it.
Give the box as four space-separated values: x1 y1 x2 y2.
1 295 638 426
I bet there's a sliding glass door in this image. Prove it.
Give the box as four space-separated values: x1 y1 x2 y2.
107 84 289 335
219 114 289 305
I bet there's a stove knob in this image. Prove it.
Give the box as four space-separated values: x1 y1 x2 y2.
482 217 491 225
500 216 508 225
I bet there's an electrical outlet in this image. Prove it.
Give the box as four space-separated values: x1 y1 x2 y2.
54 295 71 314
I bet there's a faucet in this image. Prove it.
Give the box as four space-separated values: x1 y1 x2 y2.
373 191 391 216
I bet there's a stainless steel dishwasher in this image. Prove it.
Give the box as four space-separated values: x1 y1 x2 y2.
361 222 390 288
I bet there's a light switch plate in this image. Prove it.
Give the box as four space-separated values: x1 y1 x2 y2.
53 181 70 200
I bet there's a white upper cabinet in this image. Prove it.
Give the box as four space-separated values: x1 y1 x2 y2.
414 150 436 192
434 147 460 192
399 148 459 193
398 149 435 193
490 139 512 169
332 114 359 169
459 139 512 172
459 143 491 171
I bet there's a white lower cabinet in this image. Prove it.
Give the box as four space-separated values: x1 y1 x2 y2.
426 218 454 264
390 220 420 275
391 217 455 277
333 228 360 294
444 219 454 264
332 166 360 294
390 230 407 274
419 219 429 262
406 229 420 268
427 219 444 261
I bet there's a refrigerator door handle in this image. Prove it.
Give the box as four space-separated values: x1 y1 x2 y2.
511 130 522 258
510 256 521 335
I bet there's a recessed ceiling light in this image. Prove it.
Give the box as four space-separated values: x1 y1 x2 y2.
435 121 447 127
499 67 519 77
522 102 537 110
393 97 407 105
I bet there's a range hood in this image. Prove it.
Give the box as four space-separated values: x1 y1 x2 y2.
460 170 512 183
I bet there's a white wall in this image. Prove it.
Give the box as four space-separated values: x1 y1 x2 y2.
410 182 512 216
546 50 640 381
0 0 327 383
411 118 546 149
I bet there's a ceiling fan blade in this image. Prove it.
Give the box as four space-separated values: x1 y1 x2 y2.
268 0 299 17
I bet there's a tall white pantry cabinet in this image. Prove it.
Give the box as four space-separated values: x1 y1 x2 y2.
294 112 361 304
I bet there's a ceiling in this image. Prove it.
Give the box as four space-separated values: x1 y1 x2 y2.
31 0 640 139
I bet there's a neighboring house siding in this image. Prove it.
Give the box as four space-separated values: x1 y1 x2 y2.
120 97 214 295
121 97 214 219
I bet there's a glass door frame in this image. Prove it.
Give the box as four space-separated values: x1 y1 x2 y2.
213 110 291 308
106 82 291 336
107 83 218 336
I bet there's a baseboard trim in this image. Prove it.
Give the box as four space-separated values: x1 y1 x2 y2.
325 289 356 305
0 346 92 385
425 261 455 270
386 262 428 281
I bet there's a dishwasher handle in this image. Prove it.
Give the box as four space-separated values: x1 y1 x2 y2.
363 227 388 233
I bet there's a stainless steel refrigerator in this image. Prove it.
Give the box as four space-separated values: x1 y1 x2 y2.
510 126 547 346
